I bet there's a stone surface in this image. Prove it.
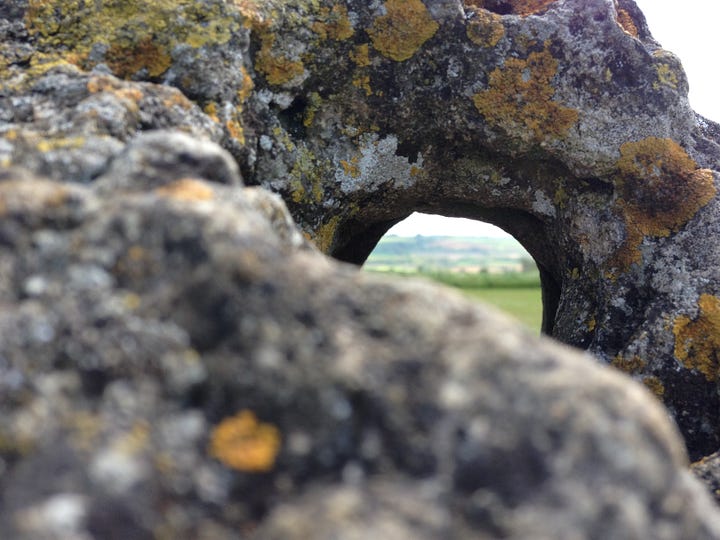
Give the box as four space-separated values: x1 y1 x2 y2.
3 0 720 458
693 451 720 504
3 0 720 536
0 169 716 538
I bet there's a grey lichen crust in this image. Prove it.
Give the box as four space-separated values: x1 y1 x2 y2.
3 0 720 537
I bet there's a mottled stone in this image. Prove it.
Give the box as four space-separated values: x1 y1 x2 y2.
3 0 720 536
0 172 717 539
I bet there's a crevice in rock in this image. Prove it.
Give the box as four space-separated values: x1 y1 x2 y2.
277 95 309 139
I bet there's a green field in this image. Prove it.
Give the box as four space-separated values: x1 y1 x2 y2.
364 234 544 331
462 287 543 331
367 268 544 332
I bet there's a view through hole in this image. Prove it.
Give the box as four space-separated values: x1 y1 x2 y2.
363 213 543 331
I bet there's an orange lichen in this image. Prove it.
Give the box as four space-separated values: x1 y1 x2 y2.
340 157 361 178
237 65 255 103
673 294 720 382
511 0 556 16
466 9 505 48
611 138 716 268
312 4 354 40
255 32 305 86
86 76 143 105
209 410 281 472
105 36 172 78
234 0 267 29
156 178 215 201
161 90 194 111
472 46 578 142
226 117 245 145
616 8 638 37
367 0 439 62
465 0 556 16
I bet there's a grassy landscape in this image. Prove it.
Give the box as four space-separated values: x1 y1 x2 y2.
365 235 543 331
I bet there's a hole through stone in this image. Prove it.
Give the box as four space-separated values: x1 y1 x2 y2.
362 213 544 333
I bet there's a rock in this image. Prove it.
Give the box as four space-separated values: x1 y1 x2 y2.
2 0 720 536
693 452 720 504
4 0 720 458
0 171 717 538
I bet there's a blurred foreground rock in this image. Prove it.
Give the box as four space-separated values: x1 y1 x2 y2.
0 169 718 538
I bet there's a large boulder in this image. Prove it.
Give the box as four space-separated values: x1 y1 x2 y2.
3 0 720 458
0 167 717 538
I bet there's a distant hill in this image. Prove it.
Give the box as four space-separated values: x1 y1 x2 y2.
365 235 535 274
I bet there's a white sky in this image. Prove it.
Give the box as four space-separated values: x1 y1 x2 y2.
389 0 720 237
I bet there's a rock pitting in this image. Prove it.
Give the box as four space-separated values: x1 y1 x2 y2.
3 0 720 537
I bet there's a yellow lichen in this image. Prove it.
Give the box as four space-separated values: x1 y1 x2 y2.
587 315 596 332
289 146 328 204
352 75 373 96
312 215 341 253
156 178 215 201
466 9 505 47
611 354 646 374
115 421 151 455
616 8 638 37
611 138 716 268
654 63 679 90
350 44 371 67
312 4 354 40
367 0 439 62
302 92 323 127
673 294 720 382
35 136 86 153
642 376 665 398
472 46 578 143
204 102 221 123
25 0 241 80
209 410 281 472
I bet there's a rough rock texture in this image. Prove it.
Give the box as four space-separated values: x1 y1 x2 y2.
3 0 720 459
0 168 718 538
3 0 720 536
693 451 720 504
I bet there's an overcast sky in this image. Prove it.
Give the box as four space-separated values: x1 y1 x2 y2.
389 0 719 237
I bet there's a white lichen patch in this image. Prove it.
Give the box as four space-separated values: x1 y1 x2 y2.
531 189 556 218
334 134 422 194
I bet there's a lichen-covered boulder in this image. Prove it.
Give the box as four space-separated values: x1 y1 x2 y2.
0 164 717 538
3 0 720 459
